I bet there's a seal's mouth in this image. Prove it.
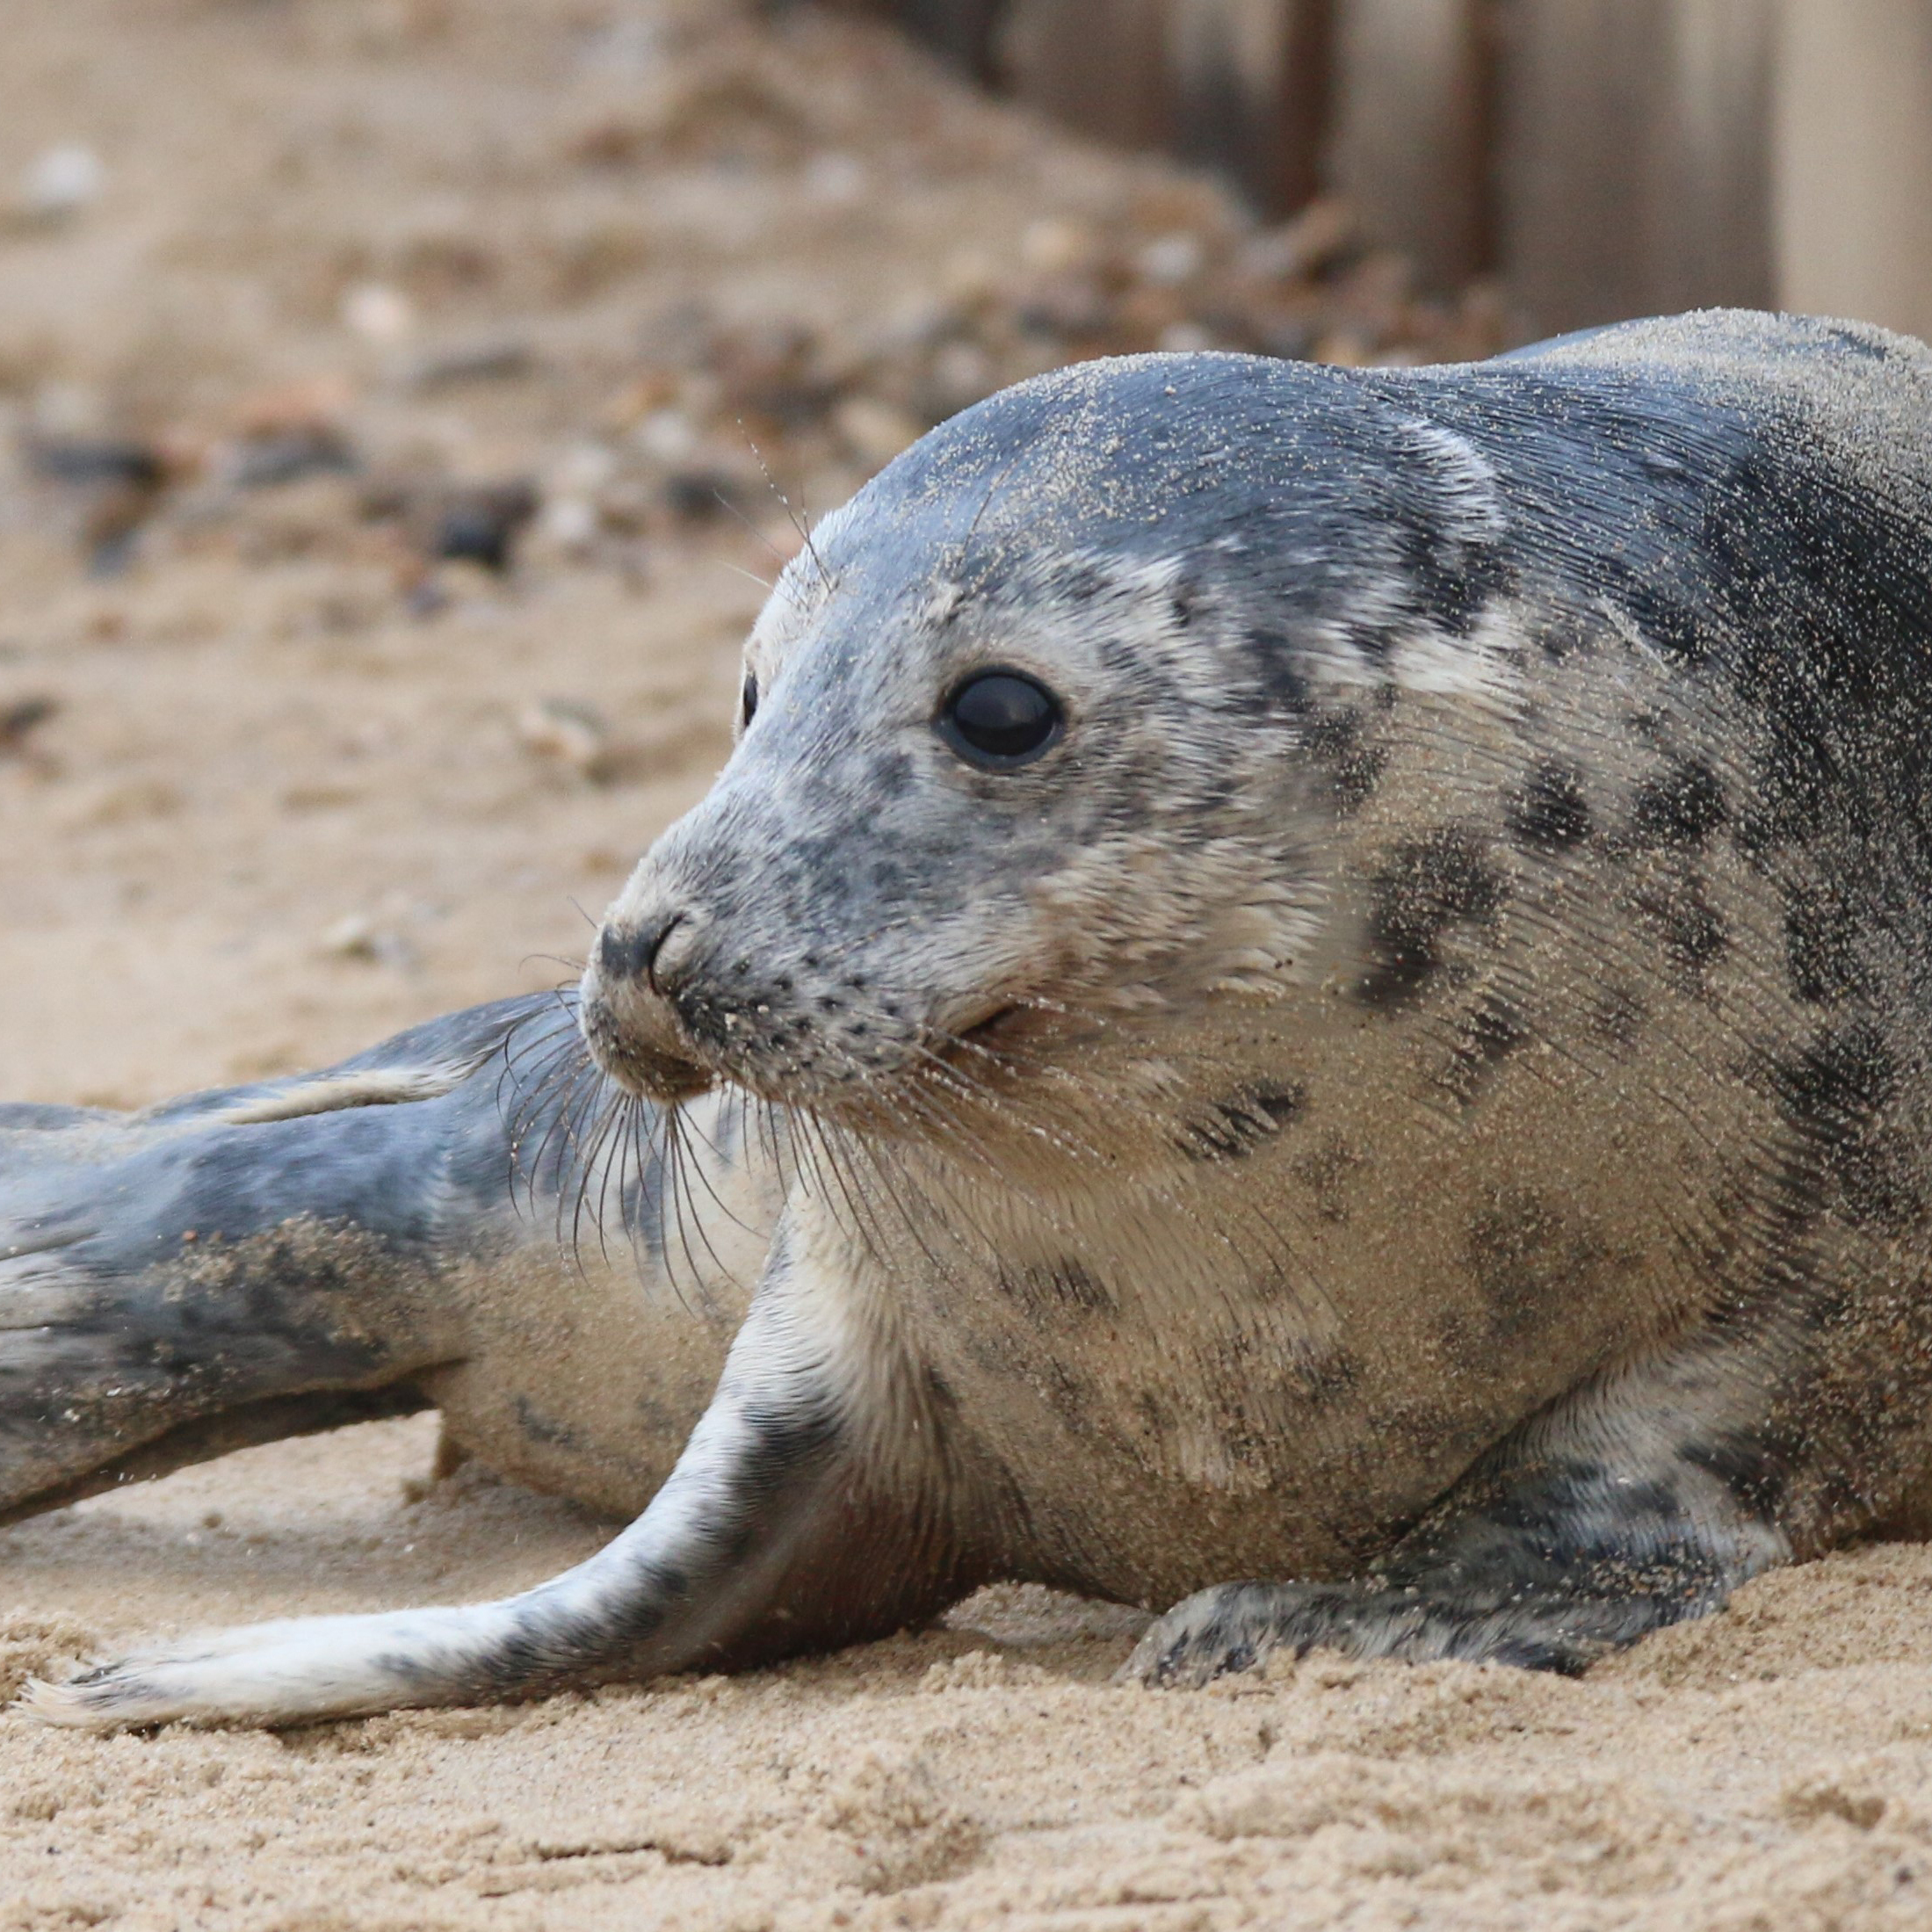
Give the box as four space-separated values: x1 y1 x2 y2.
578 982 715 1103
928 1001 1032 1079
958 1003 1023 1047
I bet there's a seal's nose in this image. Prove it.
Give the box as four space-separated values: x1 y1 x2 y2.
597 911 689 994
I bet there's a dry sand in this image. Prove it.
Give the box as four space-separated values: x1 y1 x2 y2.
2 4 1931 1928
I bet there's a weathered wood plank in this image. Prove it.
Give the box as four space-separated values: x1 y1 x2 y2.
889 0 1009 79
1168 0 1335 210
1774 0 1932 341
995 0 1333 209
1326 0 1493 288
891 0 1881 337
997 0 1181 151
1493 0 1772 335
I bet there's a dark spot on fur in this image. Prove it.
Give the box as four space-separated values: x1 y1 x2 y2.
1290 1132 1366 1223
1630 756 1727 850
1409 566 1487 637
1768 1019 1921 1233
1058 562 1108 604
1586 981 1647 1057
1304 707 1386 814
1531 610 1594 662
1783 879 1863 1004
1770 1019 1896 1133
1506 762 1591 853
1611 584 1706 663
1133 1388 1176 1445
513 1397 583 1451
1664 892 1728 980
1176 1082 1307 1161
1407 537 1516 642
1357 826 1507 1007
999 1258 1117 1320
1436 992 1530 1104
1635 871 1729 987
1347 620 1394 667
1245 624 1311 719
1465 1188 1610 1338
1032 1354 1096 1431
1293 1345 1361 1406
1837 1127 1921 1232
1389 459 1515 639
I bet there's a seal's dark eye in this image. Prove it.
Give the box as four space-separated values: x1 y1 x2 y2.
938 670 1062 769
741 672 758 728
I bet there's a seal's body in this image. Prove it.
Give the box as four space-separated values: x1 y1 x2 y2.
15 309 1932 1726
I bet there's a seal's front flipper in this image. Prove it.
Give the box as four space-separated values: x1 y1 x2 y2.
0 998 561 1524
1125 1350 1795 1686
26 1216 976 1729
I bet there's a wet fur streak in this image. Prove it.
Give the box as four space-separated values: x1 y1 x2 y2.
23 311 1932 1725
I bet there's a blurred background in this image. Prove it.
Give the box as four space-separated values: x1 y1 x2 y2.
879 0 1932 344
0 0 1925 1109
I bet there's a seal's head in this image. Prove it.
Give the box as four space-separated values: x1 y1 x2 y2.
580 351 1513 1137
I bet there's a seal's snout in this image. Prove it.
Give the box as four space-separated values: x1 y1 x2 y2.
580 901 714 1103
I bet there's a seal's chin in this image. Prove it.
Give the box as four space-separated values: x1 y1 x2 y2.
578 982 716 1103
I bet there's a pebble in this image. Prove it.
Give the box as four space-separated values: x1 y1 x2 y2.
432 483 538 572
341 282 416 344
1135 230 1206 287
517 697 619 784
17 144 104 223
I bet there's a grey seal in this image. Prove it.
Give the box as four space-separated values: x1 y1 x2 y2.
14 308 1932 1727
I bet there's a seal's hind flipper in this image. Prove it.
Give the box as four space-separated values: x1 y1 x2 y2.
0 998 561 1524
1123 1341 1800 1686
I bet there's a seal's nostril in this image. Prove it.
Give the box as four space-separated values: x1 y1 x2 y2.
598 913 687 992
597 923 638 980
